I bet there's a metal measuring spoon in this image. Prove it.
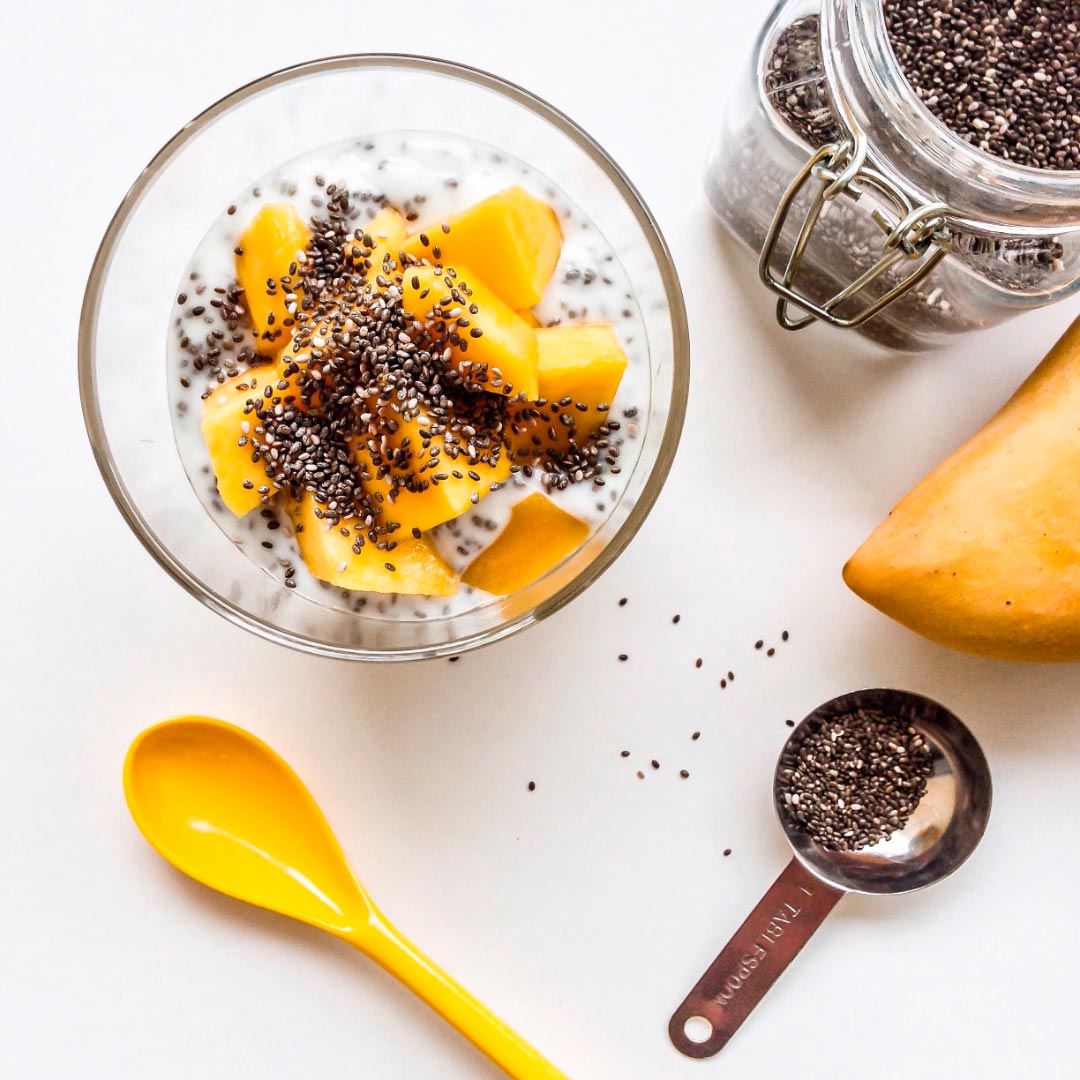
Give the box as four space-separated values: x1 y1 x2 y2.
669 688 992 1058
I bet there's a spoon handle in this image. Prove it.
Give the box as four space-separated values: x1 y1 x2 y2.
669 858 842 1057
354 911 568 1080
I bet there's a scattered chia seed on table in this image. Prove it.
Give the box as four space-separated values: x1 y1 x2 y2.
884 0 1080 171
778 708 934 852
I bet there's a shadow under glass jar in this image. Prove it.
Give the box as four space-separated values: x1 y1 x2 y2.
707 0 1080 351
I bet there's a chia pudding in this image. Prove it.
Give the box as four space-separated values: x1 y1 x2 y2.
168 131 648 620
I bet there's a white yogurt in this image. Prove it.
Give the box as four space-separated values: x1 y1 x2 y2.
167 130 649 620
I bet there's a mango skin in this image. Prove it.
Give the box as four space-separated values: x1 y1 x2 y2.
844 317 1080 662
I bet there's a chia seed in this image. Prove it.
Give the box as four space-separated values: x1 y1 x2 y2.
725 10 1074 349
778 707 934 852
884 0 1080 172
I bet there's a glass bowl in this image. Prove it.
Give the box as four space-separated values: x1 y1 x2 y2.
80 55 689 661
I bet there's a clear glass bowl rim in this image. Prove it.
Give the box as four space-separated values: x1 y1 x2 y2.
79 53 690 661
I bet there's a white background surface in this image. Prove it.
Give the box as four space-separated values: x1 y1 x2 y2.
5 1 1080 1077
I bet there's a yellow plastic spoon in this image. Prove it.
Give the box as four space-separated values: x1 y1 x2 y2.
123 716 567 1080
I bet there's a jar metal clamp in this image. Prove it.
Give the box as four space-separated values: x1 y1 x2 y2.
759 129 953 330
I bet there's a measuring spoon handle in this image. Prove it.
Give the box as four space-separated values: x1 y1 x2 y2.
669 858 843 1057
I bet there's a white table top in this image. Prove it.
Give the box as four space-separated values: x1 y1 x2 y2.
8 1 1080 1076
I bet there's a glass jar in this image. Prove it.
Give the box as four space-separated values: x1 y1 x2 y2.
706 0 1080 351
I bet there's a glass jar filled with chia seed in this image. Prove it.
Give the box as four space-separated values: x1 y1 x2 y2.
707 0 1080 351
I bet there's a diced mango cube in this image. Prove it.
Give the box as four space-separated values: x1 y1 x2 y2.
507 323 628 462
353 408 511 534
461 493 589 595
235 204 311 342
402 265 539 399
201 367 285 517
202 358 321 516
403 187 562 310
537 324 627 408
346 207 407 279
517 308 542 327
289 493 457 596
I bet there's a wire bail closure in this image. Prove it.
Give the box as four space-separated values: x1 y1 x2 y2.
758 134 953 331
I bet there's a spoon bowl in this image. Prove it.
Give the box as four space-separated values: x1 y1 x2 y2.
125 718 368 934
776 688 992 895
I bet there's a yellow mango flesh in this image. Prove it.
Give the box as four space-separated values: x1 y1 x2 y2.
401 265 539 399
517 308 542 328
508 323 628 462
353 410 511 534
462 493 588 595
346 207 407 279
289 493 457 596
202 363 310 517
844 316 1080 662
402 186 562 309
235 204 311 343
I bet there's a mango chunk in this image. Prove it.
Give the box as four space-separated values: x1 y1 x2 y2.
461 493 588 595
201 362 312 517
403 186 562 309
235 204 311 342
290 493 457 596
402 265 539 399
347 207 407 279
353 408 511 534
844 315 1080 662
508 323 628 462
517 308 542 328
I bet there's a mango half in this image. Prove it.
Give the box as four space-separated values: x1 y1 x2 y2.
844 317 1080 662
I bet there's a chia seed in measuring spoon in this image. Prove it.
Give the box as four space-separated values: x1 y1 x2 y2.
167 131 649 620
